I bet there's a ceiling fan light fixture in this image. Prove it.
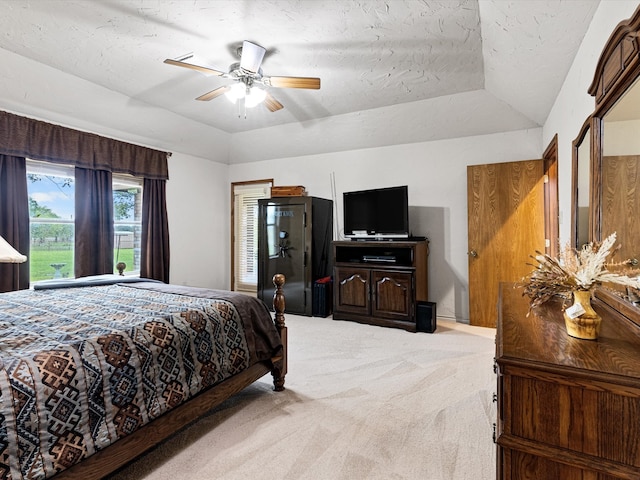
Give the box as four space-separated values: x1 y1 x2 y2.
225 82 246 103
225 83 266 108
245 87 266 108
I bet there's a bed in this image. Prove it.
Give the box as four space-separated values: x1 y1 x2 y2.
0 274 287 480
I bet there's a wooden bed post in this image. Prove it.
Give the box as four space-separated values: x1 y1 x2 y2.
271 273 287 391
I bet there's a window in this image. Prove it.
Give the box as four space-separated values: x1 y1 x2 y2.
26 160 143 282
233 182 271 292
27 161 75 282
113 174 143 275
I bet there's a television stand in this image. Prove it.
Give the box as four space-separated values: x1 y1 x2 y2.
332 240 429 332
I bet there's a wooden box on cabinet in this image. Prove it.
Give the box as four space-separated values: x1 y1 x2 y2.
496 284 640 480
270 185 307 197
332 240 428 332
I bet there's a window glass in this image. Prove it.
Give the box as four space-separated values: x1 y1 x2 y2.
26 160 75 282
113 175 143 275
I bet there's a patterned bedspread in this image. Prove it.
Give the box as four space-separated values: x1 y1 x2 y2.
0 282 282 480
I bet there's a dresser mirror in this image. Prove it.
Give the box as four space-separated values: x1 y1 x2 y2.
582 6 640 324
601 77 640 265
571 117 591 249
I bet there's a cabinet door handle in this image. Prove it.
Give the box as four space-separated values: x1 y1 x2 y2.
468 250 478 258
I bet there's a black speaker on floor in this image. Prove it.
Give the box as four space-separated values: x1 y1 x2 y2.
416 301 437 333
313 278 332 317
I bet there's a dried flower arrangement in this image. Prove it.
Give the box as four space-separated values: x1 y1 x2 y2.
520 232 640 310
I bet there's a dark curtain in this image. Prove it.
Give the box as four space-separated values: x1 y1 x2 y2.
0 155 30 292
75 167 114 277
0 110 169 180
141 178 170 283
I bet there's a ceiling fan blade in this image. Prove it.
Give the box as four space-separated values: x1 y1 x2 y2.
264 92 284 112
264 76 321 89
240 40 266 74
196 85 231 101
164 58 226 77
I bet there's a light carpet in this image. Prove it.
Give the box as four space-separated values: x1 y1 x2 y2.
108 316 497 480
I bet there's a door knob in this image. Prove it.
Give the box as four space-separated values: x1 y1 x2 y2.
468 250 478 258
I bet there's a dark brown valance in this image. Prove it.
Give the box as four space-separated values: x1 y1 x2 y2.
0 110 170 180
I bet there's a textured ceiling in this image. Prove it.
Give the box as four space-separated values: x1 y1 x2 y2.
0 0 601 163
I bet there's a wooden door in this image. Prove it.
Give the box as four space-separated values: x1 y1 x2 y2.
371 269 413 321
334 266 371 315
467 160 546 327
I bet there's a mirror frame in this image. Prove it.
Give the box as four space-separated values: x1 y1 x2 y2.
571 115 592 249
587 6 640 325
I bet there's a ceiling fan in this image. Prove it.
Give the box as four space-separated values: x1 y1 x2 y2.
164 40 320 113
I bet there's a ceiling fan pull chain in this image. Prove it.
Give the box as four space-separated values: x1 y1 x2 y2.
244 85 249 119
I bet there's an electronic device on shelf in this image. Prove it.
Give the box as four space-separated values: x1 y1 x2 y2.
343 185 409 240
362 255 396 263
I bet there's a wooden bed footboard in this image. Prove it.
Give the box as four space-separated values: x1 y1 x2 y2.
54 275 287 480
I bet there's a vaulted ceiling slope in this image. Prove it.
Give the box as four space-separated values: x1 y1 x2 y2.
0 0 600 164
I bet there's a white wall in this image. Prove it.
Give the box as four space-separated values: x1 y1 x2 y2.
167 152 230 289
544 0 640 245
230 128 541 322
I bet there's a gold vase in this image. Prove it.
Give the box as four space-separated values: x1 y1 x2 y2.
563 289 601 340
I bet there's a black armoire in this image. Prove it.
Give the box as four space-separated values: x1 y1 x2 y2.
257 196 333 316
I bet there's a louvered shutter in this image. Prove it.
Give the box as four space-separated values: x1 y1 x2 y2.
234 184 270 291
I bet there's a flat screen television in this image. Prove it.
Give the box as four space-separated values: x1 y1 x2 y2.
343 185 409 239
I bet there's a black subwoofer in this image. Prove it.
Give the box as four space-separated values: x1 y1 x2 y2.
416 301 437 333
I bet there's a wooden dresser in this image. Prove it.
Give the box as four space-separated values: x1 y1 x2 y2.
496 284 640 479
